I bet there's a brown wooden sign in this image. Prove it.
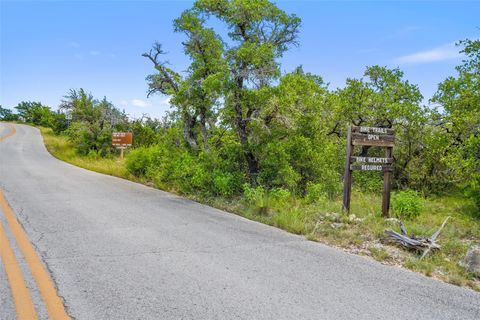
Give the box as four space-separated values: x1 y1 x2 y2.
343 126 395 217
112 132 133 147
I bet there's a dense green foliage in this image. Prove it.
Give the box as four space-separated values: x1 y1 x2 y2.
0 105 19 121
59 89 129 156
391 190 424 219
431 39 480 208
2 1 478 214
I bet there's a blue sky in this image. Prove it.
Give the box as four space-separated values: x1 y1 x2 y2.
1 0 479 119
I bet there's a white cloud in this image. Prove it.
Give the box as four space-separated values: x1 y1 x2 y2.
394 43 462 65
89 50 100 56
130 99 151 108
69 41 80 48
73 53 84 60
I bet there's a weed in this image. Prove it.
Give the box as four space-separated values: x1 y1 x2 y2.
391 190 424 219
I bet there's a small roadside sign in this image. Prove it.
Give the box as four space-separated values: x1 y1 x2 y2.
112 132 133 158
112 132 133 147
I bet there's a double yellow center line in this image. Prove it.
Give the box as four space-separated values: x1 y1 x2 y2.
0 123 70 319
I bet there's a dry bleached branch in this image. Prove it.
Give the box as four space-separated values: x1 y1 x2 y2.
385 217 450 259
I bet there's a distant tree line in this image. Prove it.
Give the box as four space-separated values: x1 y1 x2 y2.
1 0 478 210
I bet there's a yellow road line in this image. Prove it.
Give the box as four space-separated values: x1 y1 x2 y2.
0 190 70 320
0 123 16 141
0 123 70 319
0 221 38 320
0 124 36 319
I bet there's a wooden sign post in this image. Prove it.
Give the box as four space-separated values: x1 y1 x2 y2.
342 126 395 217
112 132 133 159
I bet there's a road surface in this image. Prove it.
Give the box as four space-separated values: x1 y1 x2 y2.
0 123 479 320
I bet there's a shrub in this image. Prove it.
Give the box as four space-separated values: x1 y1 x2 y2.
305 183 325 203
51 113 69 134
353 171 384 193
305 181 341 203
126 146 159 176
243 184 268 213
213 171 237 197
391 190 424 219
64 121 114 156
269 188 291 208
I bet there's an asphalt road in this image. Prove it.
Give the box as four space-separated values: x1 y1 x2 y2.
0 123 479 320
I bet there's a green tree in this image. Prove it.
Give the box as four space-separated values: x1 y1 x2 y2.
335 66 427 190
0 105 18 121
145 0 301 182
60 89 128 155
143 10 226 151
194 0 301 182
432 39 480 206
14 101 59 127
128 115 164 148
251 67 341 193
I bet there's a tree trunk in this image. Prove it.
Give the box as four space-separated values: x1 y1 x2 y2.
182 110 198 149
233 78 259 184
199 107 209 151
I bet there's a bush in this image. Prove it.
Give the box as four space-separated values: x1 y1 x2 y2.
51 113 69 134
126 146 160 176
353 171 384 193
269 188 291 207
305 183 327 203
243 184 268 213
64 121 114 156
129 119 158 147
464 177 480 210
391 190 424 219
305 180 342 202
213 171 237 197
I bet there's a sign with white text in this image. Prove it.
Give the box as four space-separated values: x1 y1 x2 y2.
112 132 133 147
343 126 395 217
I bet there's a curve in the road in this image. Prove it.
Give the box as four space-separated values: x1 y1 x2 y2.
0 123 70 320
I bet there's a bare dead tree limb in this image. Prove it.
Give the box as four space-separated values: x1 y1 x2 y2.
385 217 450 259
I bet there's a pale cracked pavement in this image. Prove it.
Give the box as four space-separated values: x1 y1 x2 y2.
0 123 479 319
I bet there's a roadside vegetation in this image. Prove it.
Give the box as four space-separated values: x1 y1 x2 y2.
2 0 478 291
40 127 131 179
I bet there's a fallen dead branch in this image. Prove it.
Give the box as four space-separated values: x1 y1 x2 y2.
384 217 450 259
